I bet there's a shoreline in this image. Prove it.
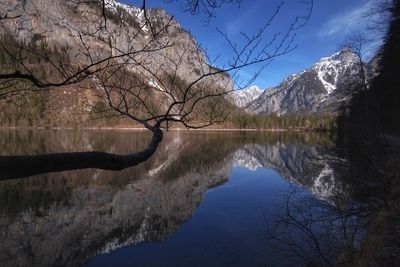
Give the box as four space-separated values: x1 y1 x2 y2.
0 126 308 132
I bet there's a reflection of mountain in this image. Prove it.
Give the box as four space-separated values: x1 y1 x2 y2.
0 130 344 266
1 170 231 267
233 144 345 199
0 131 235 267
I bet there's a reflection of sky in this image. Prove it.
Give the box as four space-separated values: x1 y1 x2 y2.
120 0 385 88
86 167 306 266
1 130 361 267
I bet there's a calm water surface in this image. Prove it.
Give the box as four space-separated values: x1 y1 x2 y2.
0 130 366 266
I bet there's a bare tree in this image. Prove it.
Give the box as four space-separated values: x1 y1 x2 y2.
341 33 373 90
0 0 313 178
338 31 389 158
262 186 370 267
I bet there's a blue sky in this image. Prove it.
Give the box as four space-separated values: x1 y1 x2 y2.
120 0 384 88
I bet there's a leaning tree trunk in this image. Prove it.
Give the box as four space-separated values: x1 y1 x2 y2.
0 127 163 180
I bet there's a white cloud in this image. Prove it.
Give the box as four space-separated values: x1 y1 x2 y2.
318 0 377 38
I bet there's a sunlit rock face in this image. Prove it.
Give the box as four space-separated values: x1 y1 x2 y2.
1 0 205 79
245 49 363 115
229 86 264 109
0 0 232 126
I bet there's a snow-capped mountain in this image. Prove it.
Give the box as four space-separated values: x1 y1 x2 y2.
229 86 263 108
247 49 363 115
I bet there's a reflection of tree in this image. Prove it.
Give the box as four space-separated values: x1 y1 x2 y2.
0 131 239 267
0 129 334 180
0 130 353 266
0 0 314 174
337 2 400 263
333 3 400 265
262 186 371 267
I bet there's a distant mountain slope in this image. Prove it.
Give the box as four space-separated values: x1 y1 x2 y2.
244 49 363 115
229 86 263 108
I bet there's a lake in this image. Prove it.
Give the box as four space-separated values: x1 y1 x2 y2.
0 130 368 266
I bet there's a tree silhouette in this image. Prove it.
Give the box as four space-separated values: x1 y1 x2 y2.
0 0 313 178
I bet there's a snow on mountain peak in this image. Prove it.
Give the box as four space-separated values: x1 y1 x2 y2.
244 49 363 115
230 86 263 108
104 0 149 34
312 49 358 94
104 0 139 13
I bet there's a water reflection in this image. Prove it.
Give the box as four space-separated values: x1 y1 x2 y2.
0 130 365 266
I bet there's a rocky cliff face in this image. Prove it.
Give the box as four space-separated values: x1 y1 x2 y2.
229 86 263 108
242 50 364 115
0 0 232 126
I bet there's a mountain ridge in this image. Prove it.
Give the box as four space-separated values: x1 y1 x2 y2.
232 49 364 115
